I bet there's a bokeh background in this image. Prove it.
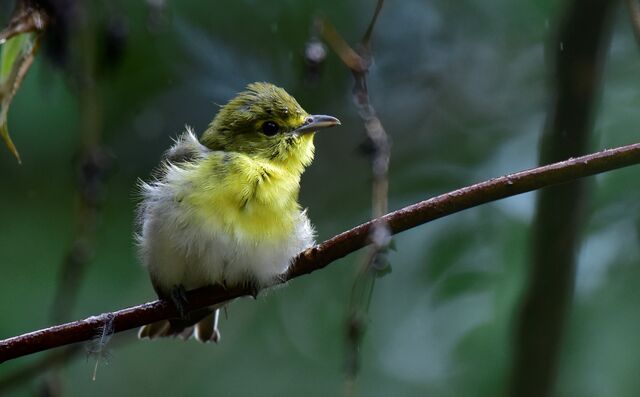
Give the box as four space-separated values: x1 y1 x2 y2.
1 0 640 396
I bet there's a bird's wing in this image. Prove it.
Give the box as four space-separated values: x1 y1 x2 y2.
164 126 210 164
145 127 209 183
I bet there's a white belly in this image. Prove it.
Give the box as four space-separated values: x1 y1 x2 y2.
137 184 315 296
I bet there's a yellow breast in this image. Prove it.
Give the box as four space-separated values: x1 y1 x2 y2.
183 152 304 242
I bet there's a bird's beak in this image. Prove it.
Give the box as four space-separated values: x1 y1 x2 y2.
294 114 341 135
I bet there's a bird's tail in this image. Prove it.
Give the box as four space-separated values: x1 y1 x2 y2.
138 306 222 343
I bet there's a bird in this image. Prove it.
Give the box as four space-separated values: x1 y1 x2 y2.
136 82 340 342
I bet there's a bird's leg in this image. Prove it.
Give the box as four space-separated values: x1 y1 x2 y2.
170 284 189 319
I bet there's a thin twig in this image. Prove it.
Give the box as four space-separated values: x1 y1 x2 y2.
320 2 388 393
2 141 640 363
362 0 385 52
319 20 367 72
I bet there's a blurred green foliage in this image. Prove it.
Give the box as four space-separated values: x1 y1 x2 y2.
1 0 640 396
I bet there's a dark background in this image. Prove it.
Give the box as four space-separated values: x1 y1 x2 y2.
2 0 640 396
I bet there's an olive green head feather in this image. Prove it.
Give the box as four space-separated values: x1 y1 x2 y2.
201 82 339 165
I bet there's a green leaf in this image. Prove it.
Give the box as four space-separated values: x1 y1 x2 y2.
0 32 39 163
0 123 20 163
0 33 30 83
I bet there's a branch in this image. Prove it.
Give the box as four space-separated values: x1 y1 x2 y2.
2 141 640 363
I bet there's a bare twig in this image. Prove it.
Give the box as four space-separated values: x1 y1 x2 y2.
319 21 367 72
2 141 640 363
361 0 385 52
508 1 618 396
320 2 389 394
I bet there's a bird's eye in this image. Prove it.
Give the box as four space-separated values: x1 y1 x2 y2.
261 121 280 136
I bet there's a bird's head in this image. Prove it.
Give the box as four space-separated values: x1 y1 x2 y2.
201 82 340 170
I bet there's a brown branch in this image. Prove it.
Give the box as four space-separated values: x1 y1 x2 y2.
508 1 618 396
2 141 640 363
319 20 367 72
